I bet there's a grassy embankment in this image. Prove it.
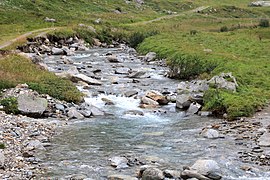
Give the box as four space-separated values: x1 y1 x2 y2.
1 0 270 118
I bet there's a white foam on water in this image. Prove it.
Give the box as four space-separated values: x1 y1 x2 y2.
85 94 141 110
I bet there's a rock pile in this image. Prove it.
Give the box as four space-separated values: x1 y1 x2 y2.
0 111 58 179
175 72 238 116
0 84 105 119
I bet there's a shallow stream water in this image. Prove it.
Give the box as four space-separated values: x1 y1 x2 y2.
40 46 270 179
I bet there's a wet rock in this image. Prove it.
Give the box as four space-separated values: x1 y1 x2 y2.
55 103 65 111
141 96 159 106
17 94 48 117
186 102 201 116
124 90 138 97
108 174 138 180
26 140 45 150
199 111 212 117
258 132 270 147
101 98 115 105
90 105 105 116
176 94 191 109
146 91 169 105
144 52 156 62
109 156 129 169
107 54 120 63
69 174 88 180
67 107 84 119
201 129 220 139
163 169 181 178
51 47 64 55
129 71 147 78
142 167 164 180
181 169 210 180
191 159 220 176
72 73 102 85
115 67 130 75
0 151 5 169
124 110 144 116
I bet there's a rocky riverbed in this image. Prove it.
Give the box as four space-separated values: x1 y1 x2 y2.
1 36 270 179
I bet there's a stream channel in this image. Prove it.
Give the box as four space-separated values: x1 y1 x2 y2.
38 45 270 179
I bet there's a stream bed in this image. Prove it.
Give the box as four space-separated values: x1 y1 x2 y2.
38 46 270 179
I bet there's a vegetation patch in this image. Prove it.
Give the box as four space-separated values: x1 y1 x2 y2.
0 97 19 114
0 55 83 103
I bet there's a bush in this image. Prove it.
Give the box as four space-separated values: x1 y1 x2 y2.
0 97 19 114
259 19 269 28
0 143 5 149
129 31 158 48
220 26 229 32
190 30 198 35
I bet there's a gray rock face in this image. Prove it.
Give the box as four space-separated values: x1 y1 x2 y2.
107 54 120 63
0 151 5 169
208 72 238 92
176 94 191 109
67 107 84 119
201 129 220 139
72 73 102 85
115 67 130 75
144 52 157 62
51 47 64 55
17 94 48 117
90 105 105 116
129 71 147 78
177 80 209 94
109 156 129 169
258 132 270 147
186 102 201 116
141 96 159 106
124 90 138 97
26 140 45 150
142 168 164 180
191 159 220 176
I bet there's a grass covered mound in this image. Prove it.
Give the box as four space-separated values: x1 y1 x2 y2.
138 28 270 119
0 54 83 103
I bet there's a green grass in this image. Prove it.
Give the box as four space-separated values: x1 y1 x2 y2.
138 28 270 119
0 55 83 103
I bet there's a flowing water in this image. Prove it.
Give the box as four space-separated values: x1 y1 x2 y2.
40 46 270 179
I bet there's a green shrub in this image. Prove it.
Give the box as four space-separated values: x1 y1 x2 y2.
190 30 198 35
259 19 269 28
220 26 229 32
0 143 5 149
0 97 19 114
129 31 158 48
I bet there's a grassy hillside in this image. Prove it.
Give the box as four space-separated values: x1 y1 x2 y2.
1 0 270 118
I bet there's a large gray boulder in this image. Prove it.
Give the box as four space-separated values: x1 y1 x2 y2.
258 132 270 147
142 168 164 180
72 74 102 85
186 102 201 116
191 159 220 176
176 94 191 109
144 52 157 62
208 72 238 92
17 94 48 117
68 107 84 119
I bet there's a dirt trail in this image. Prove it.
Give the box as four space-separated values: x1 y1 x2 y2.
0 27 61 50
132 6 209 25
